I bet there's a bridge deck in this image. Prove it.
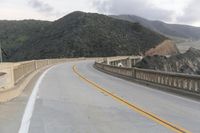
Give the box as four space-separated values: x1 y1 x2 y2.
0 60 200 133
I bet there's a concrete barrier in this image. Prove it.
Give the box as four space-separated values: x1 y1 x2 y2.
95 58 200 96
14 61 36 84
134 68 200 94
0 58 86 103
95 62 134 77
108 56 142 67
0 63 15 90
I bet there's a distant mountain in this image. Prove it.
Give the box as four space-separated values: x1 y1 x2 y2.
8 11 167 61
111 15 200 40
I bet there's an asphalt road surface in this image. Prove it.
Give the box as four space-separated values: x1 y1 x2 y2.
1 60 200 133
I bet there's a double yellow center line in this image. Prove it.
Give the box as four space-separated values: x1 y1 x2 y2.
72 65 191 133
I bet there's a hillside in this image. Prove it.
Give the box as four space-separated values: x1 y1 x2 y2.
111 15 200 40
145 40 179 56
136 47 200 75
8 11 167 61
0 20 50 55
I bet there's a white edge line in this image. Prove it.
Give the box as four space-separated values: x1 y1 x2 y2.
18 66 55 133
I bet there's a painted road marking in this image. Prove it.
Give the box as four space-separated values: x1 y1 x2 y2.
18 66 55 133
72 65 191 133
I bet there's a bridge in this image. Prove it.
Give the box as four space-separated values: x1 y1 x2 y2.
0 57 200 133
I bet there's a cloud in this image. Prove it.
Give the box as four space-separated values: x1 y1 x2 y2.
0 0 199 26
28 0 53 13
28 0 65 19
93 0 174 22
176 0 200 24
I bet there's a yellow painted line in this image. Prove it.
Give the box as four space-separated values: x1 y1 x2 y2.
72 65 191 133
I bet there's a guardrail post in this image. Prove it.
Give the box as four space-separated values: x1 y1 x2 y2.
132 68 136 79
127 57 132 68
10 64 15 88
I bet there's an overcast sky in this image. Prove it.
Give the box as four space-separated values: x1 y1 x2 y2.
0 0 199 26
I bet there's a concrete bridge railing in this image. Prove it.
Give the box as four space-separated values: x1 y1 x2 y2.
135 68 200 93
95 58 200 96
0 58 85 102
108 56 142 67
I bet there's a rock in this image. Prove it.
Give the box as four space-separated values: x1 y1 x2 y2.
145 40 179 56
136 47 200 75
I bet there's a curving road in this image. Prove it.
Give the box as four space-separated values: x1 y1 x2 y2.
1 60 200 133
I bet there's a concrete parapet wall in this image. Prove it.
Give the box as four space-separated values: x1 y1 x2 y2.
0 63 15 90
0 58 86 102
134 68 200 94
95 63 133 77
108 56 142 67
95 58 200 96
14 61 36 84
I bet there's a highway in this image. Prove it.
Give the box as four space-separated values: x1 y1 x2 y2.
0 60 200 133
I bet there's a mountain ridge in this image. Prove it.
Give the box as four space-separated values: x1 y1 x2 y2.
9 11 167 61
111 14 200 40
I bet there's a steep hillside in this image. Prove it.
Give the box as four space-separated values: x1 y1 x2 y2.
112 15 200 40
0 20 50 49
136 48 200 75
9 11 167 61
145 40 179 56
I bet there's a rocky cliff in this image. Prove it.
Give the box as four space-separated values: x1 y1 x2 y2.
145 40 179 56
136 47 200 75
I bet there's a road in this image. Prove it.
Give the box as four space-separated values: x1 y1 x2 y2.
1 60 200 133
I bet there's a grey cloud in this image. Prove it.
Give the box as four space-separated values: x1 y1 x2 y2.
28 0 53 13
93 0 174 22
176 0 200 24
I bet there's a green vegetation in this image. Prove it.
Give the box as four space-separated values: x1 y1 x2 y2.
0 20 50 60
1 11 167 61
